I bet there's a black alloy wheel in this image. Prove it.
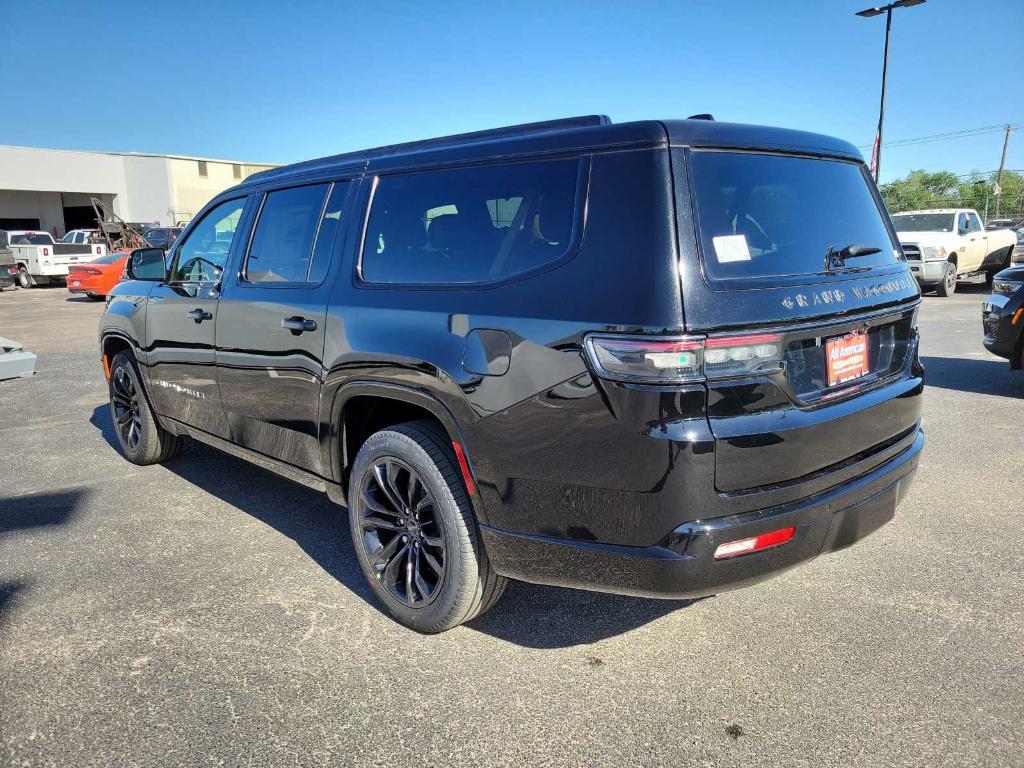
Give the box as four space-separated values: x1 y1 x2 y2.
106 351 182 465
111 365 143 453
357 457 446 607
347 421 507 632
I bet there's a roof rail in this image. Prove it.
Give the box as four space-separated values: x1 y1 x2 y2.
371 114 613 156
242 115 613 185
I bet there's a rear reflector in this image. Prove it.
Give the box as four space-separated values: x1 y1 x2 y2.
713 526 796 559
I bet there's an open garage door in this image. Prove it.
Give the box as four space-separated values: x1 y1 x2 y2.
62 205 98 231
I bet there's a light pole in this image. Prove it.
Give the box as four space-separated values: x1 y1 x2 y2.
856 0 926 182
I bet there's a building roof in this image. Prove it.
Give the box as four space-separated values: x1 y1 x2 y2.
0 143 277 167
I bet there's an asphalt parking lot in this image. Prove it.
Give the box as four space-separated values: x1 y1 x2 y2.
1 283 1022 768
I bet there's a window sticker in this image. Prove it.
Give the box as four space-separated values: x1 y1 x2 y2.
712 234 751 263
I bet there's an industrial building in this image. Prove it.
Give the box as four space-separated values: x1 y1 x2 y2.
0 144 277 236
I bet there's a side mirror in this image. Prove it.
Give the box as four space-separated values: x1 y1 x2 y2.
127 248 167 281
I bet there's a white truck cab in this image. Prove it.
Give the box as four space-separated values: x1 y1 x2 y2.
891 209 1017 297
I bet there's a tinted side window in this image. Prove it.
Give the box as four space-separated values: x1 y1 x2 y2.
245 184 329 283
958 213 968 232
172 197 246 283
361 158 581 285
968 212 982 232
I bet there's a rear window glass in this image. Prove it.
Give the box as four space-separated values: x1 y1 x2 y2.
93 253 125 265
689 151 897 283
13 234 52 245
361 159 581 285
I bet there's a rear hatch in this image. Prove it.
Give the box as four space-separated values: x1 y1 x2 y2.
673 144 921 493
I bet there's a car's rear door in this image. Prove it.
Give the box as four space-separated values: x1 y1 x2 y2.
674 147 922 495
215 179 354 474
143 196 251 438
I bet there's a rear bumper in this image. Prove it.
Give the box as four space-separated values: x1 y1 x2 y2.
481 428 922 599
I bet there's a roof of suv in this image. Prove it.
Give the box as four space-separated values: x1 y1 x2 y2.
241 115 863 189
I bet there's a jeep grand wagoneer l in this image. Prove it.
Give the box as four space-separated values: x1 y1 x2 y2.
99 115 924 632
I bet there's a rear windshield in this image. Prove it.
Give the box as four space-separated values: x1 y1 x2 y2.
891 213 955 233
92 252 125 265
689 151 897 283
11 233 53 245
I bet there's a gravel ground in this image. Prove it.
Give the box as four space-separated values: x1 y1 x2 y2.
1 282 1021 768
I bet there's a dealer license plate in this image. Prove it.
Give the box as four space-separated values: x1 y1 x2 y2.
826 332 869 387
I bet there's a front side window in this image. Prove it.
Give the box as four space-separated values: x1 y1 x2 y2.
361 158 582 285
968 212 982 232
171 197 245 283
689 151 897 284
244 182 344 284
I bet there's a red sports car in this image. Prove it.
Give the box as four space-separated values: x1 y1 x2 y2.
67 252 129 300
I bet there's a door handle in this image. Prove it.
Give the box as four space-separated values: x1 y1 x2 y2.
282 316 317 334
186 308 212 323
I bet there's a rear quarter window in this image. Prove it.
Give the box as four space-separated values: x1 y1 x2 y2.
688 150 899 286
359 157 585 286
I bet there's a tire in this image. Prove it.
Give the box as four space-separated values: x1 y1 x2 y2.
935 261 957 297
985 247 1013 285
107 351 183 465
348 420 507 632
17 268 33 289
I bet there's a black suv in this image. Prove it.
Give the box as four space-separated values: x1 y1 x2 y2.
100 116 924 632
983 265 1024 368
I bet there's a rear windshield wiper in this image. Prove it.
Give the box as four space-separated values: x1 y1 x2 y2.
825 244 882 272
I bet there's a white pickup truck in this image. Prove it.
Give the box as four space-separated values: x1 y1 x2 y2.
891 209 1017 297
8 230 107 288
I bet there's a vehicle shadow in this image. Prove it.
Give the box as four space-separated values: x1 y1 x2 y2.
0 581 27 632
0 488 89 628
922 355 1024 397
88 406 697 647
0 488 88 536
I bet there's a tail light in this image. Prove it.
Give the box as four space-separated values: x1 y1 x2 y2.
42 247 49 256
69 267 101 276
585 332 784 383
95 246 102 254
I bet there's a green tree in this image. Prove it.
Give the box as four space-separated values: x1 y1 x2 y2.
880 169 1024 221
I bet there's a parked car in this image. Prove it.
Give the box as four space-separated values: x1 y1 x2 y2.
61 229 108 249
8 230 106 288
891 209 1017 295
0 231 18 290
985 217 1023 232
67 252 129 300
99 115 924 632
982 264 1024 369
141 227 184 251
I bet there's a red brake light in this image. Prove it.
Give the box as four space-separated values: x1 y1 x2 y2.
42 247 49 256
95 246 102 254
585 332 785 383
714 526 796 559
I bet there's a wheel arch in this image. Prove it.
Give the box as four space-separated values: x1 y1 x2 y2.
326 382 486 520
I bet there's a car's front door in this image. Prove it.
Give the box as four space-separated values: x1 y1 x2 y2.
967 211 987 271
215 180 353 474
143 196 250 438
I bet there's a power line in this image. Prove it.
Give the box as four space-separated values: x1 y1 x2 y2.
857 123 1022 150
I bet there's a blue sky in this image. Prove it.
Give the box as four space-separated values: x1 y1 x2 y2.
4 0 1021 183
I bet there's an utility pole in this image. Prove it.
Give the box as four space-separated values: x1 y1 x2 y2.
994 124 1014 218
